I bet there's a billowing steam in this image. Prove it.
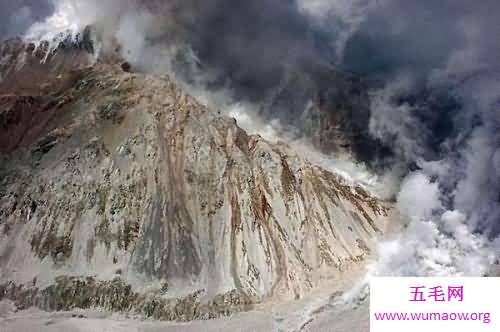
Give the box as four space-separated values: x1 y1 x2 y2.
1 0 499 277
345 0 500 276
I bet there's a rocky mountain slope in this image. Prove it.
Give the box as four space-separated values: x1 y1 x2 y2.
0 38 390 321
258 64 384 162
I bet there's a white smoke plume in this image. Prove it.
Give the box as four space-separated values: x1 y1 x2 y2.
361 1 500 276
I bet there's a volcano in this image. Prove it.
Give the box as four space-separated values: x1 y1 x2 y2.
0 35 390 327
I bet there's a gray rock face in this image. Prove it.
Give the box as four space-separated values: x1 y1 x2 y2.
0 40 390 320
258 65 384 162
0 277 251 321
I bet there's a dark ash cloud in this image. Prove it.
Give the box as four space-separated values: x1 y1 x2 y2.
0 1 54 41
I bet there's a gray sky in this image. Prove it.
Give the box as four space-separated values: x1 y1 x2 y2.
0 1 54 40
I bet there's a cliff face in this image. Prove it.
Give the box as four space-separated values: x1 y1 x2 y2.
258 64 385 162
0 39 390 320
0 33 94 155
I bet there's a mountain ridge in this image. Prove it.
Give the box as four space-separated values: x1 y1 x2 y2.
0 37 390 320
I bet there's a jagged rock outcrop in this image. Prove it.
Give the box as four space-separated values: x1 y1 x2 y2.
0 39 390 320
0 33 95 155
0 29 94 95
0 277 251 321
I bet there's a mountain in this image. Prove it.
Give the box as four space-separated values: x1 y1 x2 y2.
258 63 385 162
0 37 390 321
